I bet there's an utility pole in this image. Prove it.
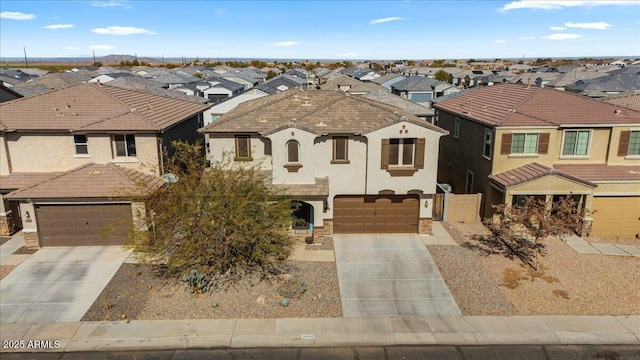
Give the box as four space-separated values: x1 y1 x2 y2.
93 50 96 64
23 47 29 68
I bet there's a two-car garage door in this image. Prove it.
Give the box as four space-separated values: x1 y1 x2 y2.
333 195 419 234
35 204 133 246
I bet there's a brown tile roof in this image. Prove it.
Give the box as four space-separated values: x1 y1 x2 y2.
5 163 164 200
199 89 447 136
553 163 640 182
433 83 640 127
489 162 596 190
275 177 329 198
601 93 640 111
0 83 210 132
0 172 63 191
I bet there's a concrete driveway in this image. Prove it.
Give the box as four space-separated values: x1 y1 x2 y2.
334 234 461 317
0 246 131 323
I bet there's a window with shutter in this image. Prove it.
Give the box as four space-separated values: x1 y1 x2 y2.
382 138 424 176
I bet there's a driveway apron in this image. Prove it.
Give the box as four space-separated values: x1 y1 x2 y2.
0 246 131 322
334 234 461 317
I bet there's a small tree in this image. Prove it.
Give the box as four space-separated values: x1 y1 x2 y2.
133 141 294 286
434 69 450 82
484 196 585 272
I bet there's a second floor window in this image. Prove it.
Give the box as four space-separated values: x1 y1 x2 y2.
286 141 299 163
454 117 460 138
74 135 88 155
512 133 539 154
619 130 640 156
562 130 590 156
332 137 349 163
389 138 415 166
235 135 251 160
113 134 136 157
483 129 493 158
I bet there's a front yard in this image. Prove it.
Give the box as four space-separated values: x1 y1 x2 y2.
429 222 640 316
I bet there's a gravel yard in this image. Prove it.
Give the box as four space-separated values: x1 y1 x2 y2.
430 222 640 316
82 260 342 321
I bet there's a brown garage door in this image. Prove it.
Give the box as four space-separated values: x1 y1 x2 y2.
35 204 133 246
333 195 419 234
590 197 640 238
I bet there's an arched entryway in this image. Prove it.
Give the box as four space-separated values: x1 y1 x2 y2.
292 200 314 231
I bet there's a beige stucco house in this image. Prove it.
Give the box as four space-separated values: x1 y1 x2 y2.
0 82 209 247
433 83 640 238
200 89 448 240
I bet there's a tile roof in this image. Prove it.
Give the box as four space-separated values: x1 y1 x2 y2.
489 162 596 190
5 163 164 200
0 172 63 191
275 177 329 197
601 92 640 111
0 82 210 132
200 89 447 136
553 163 640 182
391 76 449 91
107 77 209 104
432 83 640 127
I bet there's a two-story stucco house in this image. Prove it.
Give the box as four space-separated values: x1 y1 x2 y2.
0 82 210 247
433 83 640 238
200 90 448 240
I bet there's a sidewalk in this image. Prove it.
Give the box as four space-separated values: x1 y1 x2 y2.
563 235 640 257
1 315 638 353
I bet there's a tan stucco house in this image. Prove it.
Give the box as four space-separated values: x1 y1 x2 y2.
433 83 640 238
200 89 448 240
0 82 210 247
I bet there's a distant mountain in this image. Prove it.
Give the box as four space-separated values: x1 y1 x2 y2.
98 54 159 64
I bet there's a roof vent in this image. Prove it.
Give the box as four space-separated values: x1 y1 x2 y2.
614 109 622 115
289 118 297 127
89 170 103 175
302 100 311 106
316 117 327 127
130 108 136 112
258 116 268 123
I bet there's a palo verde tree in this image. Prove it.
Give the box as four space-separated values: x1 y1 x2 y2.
132 141 295 286
434 69 450 82
483 196 586 272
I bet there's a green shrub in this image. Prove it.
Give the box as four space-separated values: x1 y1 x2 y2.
277 277 308 298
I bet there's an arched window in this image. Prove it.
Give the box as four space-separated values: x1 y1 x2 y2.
286 141 299 163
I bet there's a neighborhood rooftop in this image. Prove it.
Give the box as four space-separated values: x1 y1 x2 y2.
0 82 210 132
433 83 640 127
199 89 447 135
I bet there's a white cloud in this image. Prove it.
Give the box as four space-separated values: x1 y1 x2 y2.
518 36 536 40
369 17 405 25
270 41 298 47
565 21 612 30
499 1 640 11
542 33 582 40
214 8 225 17
340 52 361 58
493 40 507 44
64 46 79 51
43 24 74 30
0 12 35 20
88 45 115 50
550 26 566 30
91 26 156 35
90 0 132 9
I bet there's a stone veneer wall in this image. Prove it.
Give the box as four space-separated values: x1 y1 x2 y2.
0 214 15 236
23 231 40 249
323 219 333 235
419 218 433 235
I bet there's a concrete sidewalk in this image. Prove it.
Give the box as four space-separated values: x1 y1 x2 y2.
0 315 638 353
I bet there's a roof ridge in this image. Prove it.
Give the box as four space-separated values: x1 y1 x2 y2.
495 84 543 126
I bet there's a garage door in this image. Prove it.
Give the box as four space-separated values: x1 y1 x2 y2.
35 204 133 246
590 197 640 238
333 195 419 234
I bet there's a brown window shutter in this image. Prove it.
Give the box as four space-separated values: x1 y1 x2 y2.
381 139 390 169
618 131 631 156
538 133 550 154
415 138 425 169
500 133 512 155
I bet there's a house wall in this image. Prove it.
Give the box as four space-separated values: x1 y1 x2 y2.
161 114 204 162
202 89 268 126
607 126 640 164
366 121 444 219
437 111 493 216
207 133 272 170
4 132 160 175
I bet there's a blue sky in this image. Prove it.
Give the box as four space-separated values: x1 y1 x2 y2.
1 0 638 60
